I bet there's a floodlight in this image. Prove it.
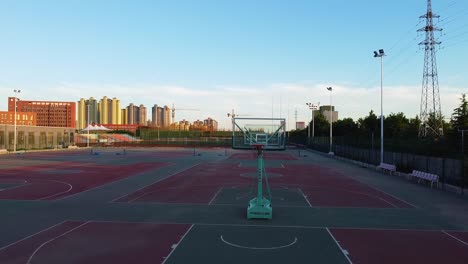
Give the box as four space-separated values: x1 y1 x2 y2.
379 49 385 55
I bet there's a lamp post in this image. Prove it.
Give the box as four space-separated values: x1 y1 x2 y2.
87 103 90 148
460 129 467 194
306 102 320 139
374 49 385 165
13 90 21 152
326 87 333 155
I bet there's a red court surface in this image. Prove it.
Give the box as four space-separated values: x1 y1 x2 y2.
330 228 468 264
115 163 253 204
130 151 193 159
117 161 413 208
266 164 414 208
229 152 298 160
0 162 170 200
0 221 190 264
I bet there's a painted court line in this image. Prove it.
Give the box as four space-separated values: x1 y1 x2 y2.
27 221 89 264
0 181 30 193
302 149 418 208
375 196 398 208
36 180 73 200
220 235 297 250
297 186 401 209
442 231 468 247
297 188 312 207
80 220 465 235
162 224 194 264
363 183 418 209
110 163 201 203
325 228 353 264
208 187 223 205
0 221 68 252
58 162 174 202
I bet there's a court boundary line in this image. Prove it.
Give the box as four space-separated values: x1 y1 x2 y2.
57 161 174 202
298 186 401 209
110 162 201 203
84 220 459 233
114 198 418 209
162 224 194 264
300 149 419 208
442 230 468 247
124 183 230 203
208 187 223 205
0 181 30 193
326 228 353 264
359 182 418 209
26 221 89 264
297 188 313 207
0 220 68 252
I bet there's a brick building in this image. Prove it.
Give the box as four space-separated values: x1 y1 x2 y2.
8 97 76 128
0 111 37 126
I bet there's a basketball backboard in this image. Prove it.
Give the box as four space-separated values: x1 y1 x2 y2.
232 117 286 150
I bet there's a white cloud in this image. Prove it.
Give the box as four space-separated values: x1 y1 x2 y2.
0 82 465 130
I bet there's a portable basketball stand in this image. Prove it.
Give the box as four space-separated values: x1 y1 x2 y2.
247 144 272 220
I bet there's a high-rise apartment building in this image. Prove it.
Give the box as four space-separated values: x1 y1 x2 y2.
127 103 137 125
111 98 121 124
151 104 159 127
9 97 76 128
163 106 171 128
121 108 128 125
77 97 99 130
78 97 124 129
99 96 111 124
204 118 218 131
77 98 86 129
138 104 147 126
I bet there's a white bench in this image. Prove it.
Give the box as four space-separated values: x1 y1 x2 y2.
0 149 8 155
378 163 396 175
410 170 439 188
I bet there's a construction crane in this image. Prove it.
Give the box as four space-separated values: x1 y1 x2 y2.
227 109 251 131
171 103 200 121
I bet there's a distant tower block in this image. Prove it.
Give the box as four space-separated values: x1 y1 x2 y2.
418 0 443 138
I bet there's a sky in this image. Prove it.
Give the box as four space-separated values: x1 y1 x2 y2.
0 0 467 130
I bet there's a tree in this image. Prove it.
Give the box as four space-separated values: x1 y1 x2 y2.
334 118 358 137
407 116 421 138
451 93 468 131
313 112 331 137
384 112 409 138
358 110 379 134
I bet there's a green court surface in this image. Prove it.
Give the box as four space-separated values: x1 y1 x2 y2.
0 147 468 264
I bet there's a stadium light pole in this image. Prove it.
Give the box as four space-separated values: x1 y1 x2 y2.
374 49 385 165
306 103 310 143
13 89 21 152
306 102 320 138
326 87 333 155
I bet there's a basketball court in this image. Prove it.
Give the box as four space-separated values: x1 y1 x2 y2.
1 120 468 263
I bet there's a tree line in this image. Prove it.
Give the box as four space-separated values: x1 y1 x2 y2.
290 93 468 157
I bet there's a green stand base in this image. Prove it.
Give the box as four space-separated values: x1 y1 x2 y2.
247 197 272 220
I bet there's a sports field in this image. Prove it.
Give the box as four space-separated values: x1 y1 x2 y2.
0 147 467 263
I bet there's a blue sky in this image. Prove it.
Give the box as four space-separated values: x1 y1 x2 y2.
0 0 466 129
